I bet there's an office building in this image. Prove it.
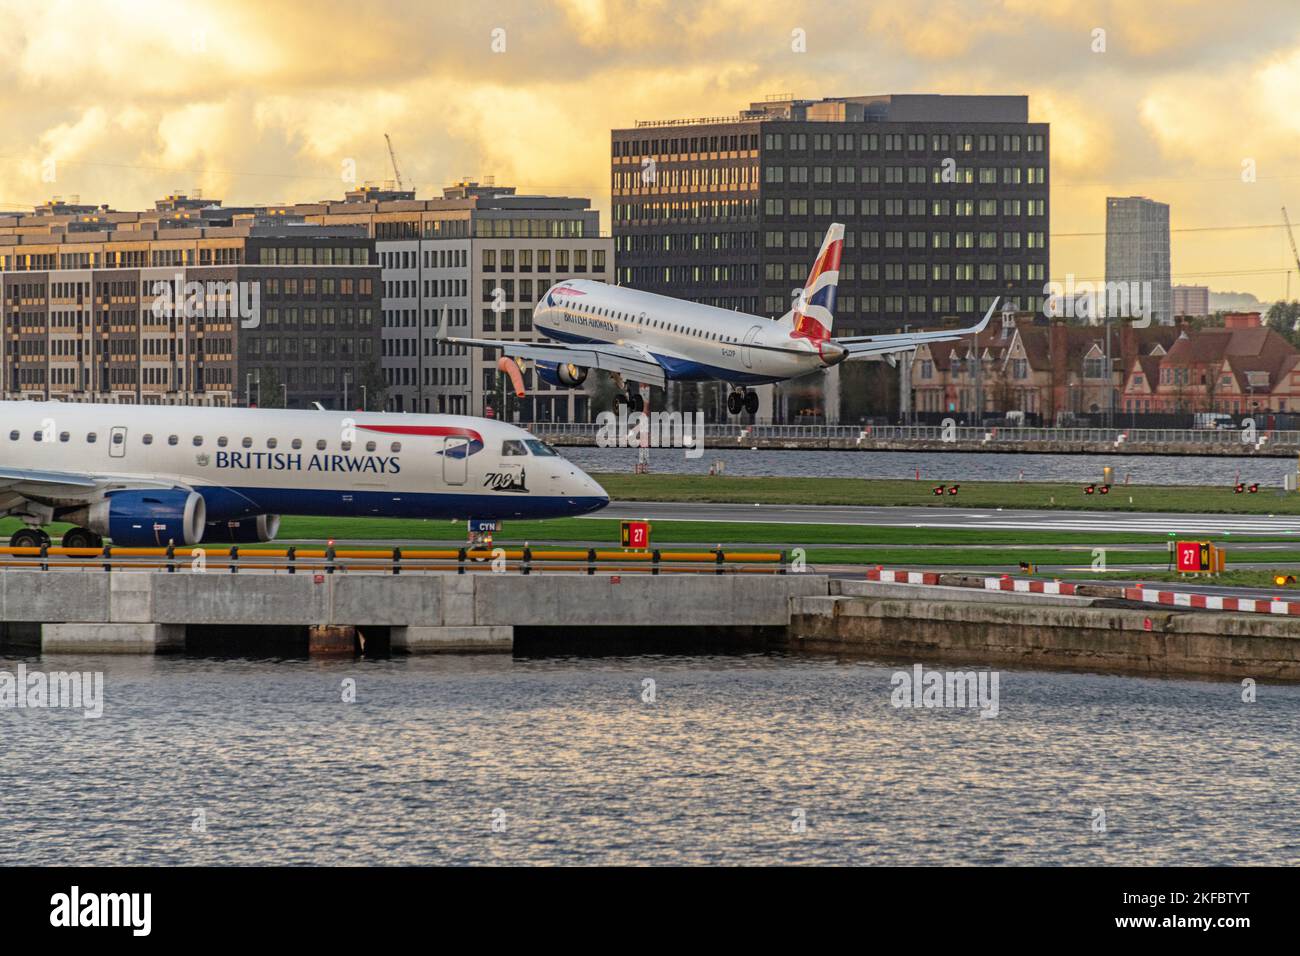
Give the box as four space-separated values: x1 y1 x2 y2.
1105 196 1172 326
295 181 613 419
0 196 381 408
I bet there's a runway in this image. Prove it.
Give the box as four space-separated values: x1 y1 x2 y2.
595 501 1300 536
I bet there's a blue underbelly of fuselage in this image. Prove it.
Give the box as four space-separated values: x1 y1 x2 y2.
539 325 785 385
196 485 608 522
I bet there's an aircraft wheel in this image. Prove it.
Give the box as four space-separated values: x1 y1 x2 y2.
9 528 50 549
744 390 760 415
726 391 744 415
62 527 102 549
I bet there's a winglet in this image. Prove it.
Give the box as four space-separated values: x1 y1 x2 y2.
972 297 1000 335
436 306 449 341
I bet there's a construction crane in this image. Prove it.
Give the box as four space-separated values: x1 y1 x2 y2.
1284 206 1300 300
384 133 404 191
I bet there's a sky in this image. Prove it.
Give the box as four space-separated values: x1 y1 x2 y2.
2 0 1300 302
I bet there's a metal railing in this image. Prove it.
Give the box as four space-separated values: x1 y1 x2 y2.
0 545 789 575
522 421 1300 447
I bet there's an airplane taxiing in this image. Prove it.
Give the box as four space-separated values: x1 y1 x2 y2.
0 401 608 549
440 222 998 416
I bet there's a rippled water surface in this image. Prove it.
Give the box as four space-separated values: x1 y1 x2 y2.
3 652 1298 866
566 447 1292 486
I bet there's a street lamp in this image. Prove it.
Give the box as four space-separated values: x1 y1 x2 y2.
360 384 367 412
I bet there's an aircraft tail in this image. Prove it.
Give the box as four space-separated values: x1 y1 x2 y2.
782 223 843 344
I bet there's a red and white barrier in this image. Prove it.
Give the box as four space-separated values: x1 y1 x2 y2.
983 576 1078 595
1124 587 1300 616
866 568 941 585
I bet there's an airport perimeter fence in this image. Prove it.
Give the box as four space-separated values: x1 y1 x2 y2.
524 422 1300 448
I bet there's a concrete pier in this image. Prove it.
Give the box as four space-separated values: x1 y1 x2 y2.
391 626 514 653
0 570 828 656
6 567 1300 679
790 592 1300 680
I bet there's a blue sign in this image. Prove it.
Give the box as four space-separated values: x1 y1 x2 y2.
468 519 501 533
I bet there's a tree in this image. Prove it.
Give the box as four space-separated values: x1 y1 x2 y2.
358 359 387 411
257 366 284 407
1266 300 1300 346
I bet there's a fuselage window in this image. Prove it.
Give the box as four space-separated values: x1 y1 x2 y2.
113 433 124 445
267 438 278 449
167 435 178 446
193 436 203 447
86 433 97 443
501 439 527 456
7 431 16 441
31 431 41 441
143 434 153 445
291 438 303 450
217 437 228 447
316 439 327 450
364 441 376 452
241 437 253 448
390 442 401 452
59 432 70 442
341 441 352 452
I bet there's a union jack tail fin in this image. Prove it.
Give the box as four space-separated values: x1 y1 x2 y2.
782 223 843 343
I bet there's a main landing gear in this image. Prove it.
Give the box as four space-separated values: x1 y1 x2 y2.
7 527 103 549
61 527 103 549
9 527 50 549
611 374 647 412
727 388 760 416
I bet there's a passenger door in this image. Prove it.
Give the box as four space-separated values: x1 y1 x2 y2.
442 437 468 485
741 325 762 370
109 425 127 458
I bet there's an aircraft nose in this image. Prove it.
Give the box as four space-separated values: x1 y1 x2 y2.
570 468 609 512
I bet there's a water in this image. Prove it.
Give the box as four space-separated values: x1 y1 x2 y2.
566 446 1294 486
3 652 1297 865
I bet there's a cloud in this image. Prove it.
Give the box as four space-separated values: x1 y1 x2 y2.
0 0 1298 299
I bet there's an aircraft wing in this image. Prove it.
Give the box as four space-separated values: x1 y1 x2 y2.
836 298 999 358
0 466 188 506
437 317 667 388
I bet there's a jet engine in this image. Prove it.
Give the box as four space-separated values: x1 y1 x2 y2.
205 514 282 543
535 360 589 387
65 489 207 546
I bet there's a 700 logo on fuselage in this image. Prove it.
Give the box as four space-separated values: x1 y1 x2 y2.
483 470 528 493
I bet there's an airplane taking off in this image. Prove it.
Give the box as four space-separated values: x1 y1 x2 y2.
0 401 608 549
440 222 998 415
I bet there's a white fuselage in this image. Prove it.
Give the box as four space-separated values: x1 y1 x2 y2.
0 401 608 523
533 280 825 386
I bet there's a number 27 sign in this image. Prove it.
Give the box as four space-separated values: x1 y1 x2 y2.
1176 540 1211 572
621 520 651 549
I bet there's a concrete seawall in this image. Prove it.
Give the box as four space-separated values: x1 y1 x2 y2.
4 568 1300 679
0 570 828 654
790 591 1300 680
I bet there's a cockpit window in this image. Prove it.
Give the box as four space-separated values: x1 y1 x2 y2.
524 440 559 457
501 439 528 456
